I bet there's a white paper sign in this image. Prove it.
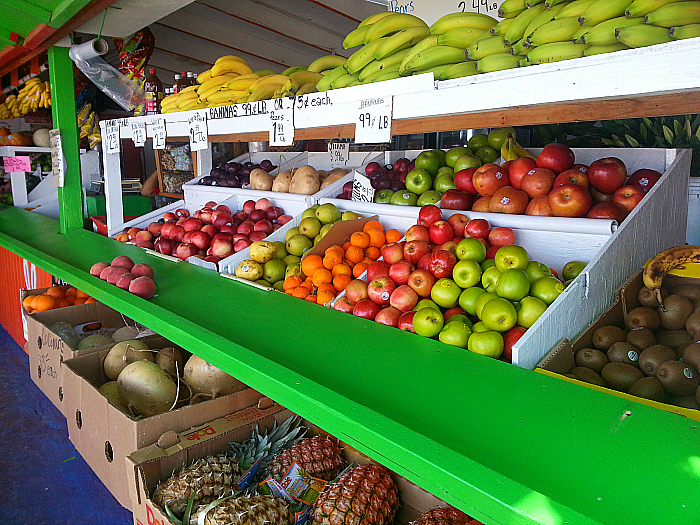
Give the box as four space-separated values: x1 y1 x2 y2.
188 112 208 151
49 129 65 188
355 97 392 144
328 142 350 168
131 121 146 147
105 124 120 154
390 0 499 26
269 98 294 146
152 119 166 150
351 172 375 203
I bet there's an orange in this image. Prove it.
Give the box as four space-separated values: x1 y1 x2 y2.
323 251 343 269
363 220 384 233
301 255 324 279
22 295 34 311
325 245 345 257
64 287 78 296
360 256 374 267
85 297 98 304
304 294 318 303
65 295 76 306
312 268 333 286
34 295 56 312
46 286 65 299
30 294 42 310
75 289 89 299
333 274 352 292
291 287 308 299
364 246 380 260
317 289 335 305
350 231 370 249
316 283 336 295
353 263 368 278
73 297 87 305
55 298 71 308
283 276 303 291
345 245 364 264
342 241 353 252
332 263 352 277
385 229 402 243
366 228 385 248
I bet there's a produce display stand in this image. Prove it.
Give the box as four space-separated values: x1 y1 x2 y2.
0 145 55 214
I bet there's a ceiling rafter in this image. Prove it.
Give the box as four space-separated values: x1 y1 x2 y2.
305 0 361 23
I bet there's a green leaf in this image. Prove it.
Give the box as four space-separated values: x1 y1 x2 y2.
182 492 196 525
662 125 675 144
642 117 654 129
612 134 626 148
639 123 648 141
691 113 700 131
164 505 183 525
673 119 685 139
601 138 616 146
625 134 640 147
685 116 693 139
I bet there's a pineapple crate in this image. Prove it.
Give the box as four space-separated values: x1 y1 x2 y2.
126 400 484 525
61 343 265 510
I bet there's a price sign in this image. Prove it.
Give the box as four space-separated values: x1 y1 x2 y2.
2 156 31 172
131 121 146 147
351 172 375 203
188 112 208 151
152 119 166 150
105 124 120 154
269 98 294 146
355 97 392 144
391 1 499 26
328 142 349 168
49 129 65 188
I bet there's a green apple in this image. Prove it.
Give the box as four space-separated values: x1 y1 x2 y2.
467 133 489 151
481 259 496 271
480 297 517 332
471 321 489 333
495 269 530 301
436 166 454 176
467 330 504 358
475 146 500 164
413 307 444 338
431 149 447 166
455 238 487 262
417 190 442 206
405 169 432 195
273 241 288 259
494 245 529 272
315 203 341 224
374 189 394 204
342 211 361 221
299 217 322 238
286 234 313 256
434 172 456 193
487 126 516 150
414 298 440 311
283 254 301 266
562 260 587 281
285 227 300 243
452 259 482 288
415 151 442 176
459 287 486 316
481 266 502 292
439 321 471 348
453 154 481 172
445 146 473 168
475 291 499 318
517 295 548 328
391 191 419 206
446 314 472 327
530 277 565 305
430 278 462 309
263 259 286 284
301 205 319 220
524 261 553 284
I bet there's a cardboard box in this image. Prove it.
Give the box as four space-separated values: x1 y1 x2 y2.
536 269 700 422
62 347 264 510
127 402 475 525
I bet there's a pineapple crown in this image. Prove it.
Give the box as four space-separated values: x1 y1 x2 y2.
228 415 307 471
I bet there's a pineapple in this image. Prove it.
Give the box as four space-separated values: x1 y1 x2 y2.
312 463 400 525
189 494 295 525
411 508 474 525
266 435 347 481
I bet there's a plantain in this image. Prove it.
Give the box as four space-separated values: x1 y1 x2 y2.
643 246 700 307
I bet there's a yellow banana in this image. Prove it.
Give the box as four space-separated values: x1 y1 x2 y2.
526 16 583 46
423 62 464 80
501 137 519 161
199 74 238 93
491 17 515 36
669 23 700 38
583 42 629 54
579 16 644 44
359 12 395 27
197 69 212 84
399 34 440 74
181 101 204 112
476 53 524 72
439 61 480 79
615 23 673 46
499 0 529 18
437 27 489 48
211 59 252 77
466 36 511 60
160 94 181 109
247 83 282 102
307 55 347 73
579 0 633 26
375 26 431 60
286 71 324 94
643 246 700 306
556 0 599 18
403 45 467 73
644 1 700 26
215 55 247 64
206 89 247 103
296 82 319 95
282 66 307 76
359 48 413 81
512 140 537 159
363 13 428 44
176 92 199 108
246 74 289 94
430 12 499 34
504 4 548 44
225 75 261 91
345 37 389 74
343 25 371 49
526 41 589 62
625 0 679 17
524 3 569 37
546 0 572 6
179 85 198 94
197 84 228 101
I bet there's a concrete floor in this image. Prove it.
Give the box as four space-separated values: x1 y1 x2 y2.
0 324 133 525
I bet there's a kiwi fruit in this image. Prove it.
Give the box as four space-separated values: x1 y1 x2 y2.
592 325 627 351
655 330 695 353
670 284 700 306
569 366 606 387
625 307 661 331
685 310 700 339
658 294 694 330
638 286 668 308
638 344 676 376
626 327 656 350
606 342 640 368
671 394 700 410
656 360 700 396
574 348 609 374
628 376 666 402
600 362 644 393
682 343 700 370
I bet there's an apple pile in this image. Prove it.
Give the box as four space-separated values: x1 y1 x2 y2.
333 205 587 362
114 198 293 268
89 256 156 299
197 159 275 188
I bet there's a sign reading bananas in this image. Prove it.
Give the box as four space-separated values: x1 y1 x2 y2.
355 96 392 143
268 97 294 146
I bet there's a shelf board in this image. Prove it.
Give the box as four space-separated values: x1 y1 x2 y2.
1 204 699 525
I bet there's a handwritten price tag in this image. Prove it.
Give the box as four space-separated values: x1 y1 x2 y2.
351 172 375 203
131 121 146 147
152 119 166 150
355 97 392 144
105 124 120 154
269 98 294 146
392 1 499 25
49 129 65 188
188 112 208 151
2 156 31 172
328 142 349 168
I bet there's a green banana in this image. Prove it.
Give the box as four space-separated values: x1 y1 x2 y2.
510 38 533 54
465 36 511 60
330 71 361 89
524 3 569 37
579 0 634 26
375 26 431 60
499 0 529 18
556 0 598 18
545 0 571 6
583 42 629 54
307 55 347 73
615 23 673 45
359 12 395 27
343 25 371 49
441 61 480 79
399 34 440 74
526 16 583 46
296 82 318 95
526 41 589 62
430 12 499 34
669 23 700 38
363 13 428 44
644 2 700 27
422 63 465 80
504 4 548 44
573 25 591 41
359 48 412 82
625 0 679 18
403 45 467 73
437 27 489 48
253 69 278 76
364 66 401 83
475 53 524 72
528 0 546 6
316 65 348 91
282 66 307 76
345 38 389 74
579 16 644 44
491 17 515 36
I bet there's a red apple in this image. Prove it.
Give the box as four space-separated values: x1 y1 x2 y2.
147 222 162 237
520 168 556 198
393 157 411 173
389 285 419 312
375 306 403 327
548 183 592 217
428 250 457 279
590 187 614 203
435 240 458 254
333 296 354 313
277 215 293 225
204 201 217 209
627 168 662 193
440 189 472 211
588 157 627 194
176 243 198 260
134 230 154 244
127 227 141 240
210 237 234 257
160 222 175 239
465 219 491 239
213 213 233 229
237 221 254 236
502 326 526 363
346 279 369 305
571 163 588 174
471 195 492 212
249 231 268 241
586 201 628 223
500 160 512 174
398 310 417 333
365 161 382 176
212 232 233 243
536 143 575 174
454 167 478 194
232 233 248 243
553 168 590 189
254 219 274 234
389 260 415 285
163 212 177 222
233 211 249 223
176 208 190 219
489 187 529 214
183 217 203 232
169 225 185 242
525 195 554 216
234 238 252 252
488 226 516 246
366 260 390 282
507 157 537 190
404 240 431 265
446 213 469 238
612 185 644 213
380 242 405 265
154 238 174 255
182 231 195 244
417 252 432 270
407 269 436 297
189 230 211 250
472 164 509 196
249 209 266 222
418 205 442 228
242 200 256 213
266 206 283 222
215 204 231 214
201 224 219 238
429 221 454 245
485 245 500 259
204 255 220 267
444 306 467 321
353 298 383 320
405 224 430 243
255 198 272 211
199 209 213 224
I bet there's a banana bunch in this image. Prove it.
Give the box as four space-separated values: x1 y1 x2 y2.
643 246 700 306
0 79 51 118
501 136 537 161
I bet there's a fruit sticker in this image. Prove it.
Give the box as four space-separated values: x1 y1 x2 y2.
555 282 564 293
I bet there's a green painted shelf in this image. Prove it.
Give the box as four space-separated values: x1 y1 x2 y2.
1 204 699 525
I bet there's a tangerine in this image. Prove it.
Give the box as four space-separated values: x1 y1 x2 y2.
385 229 402 243
366 228 385 248
34 295 56 312
353 263 368 278
363 220 384 232
46 286 65 298
55 298 71 308
332 263 352 277
283 276 303 291
345 245 364 264
291 287 308 299
325 245 345 257
312 268 333 286
75 289 89 299
22 295 34 311
323 251 343 269
364 246 380 260
64 287 78 296
333 274 352 292
301 255 324 278
350 231 370 249
304 294 318 303
85 297 98 304
317 289 335 305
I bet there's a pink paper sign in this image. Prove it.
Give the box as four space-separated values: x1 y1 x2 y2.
3 156 31 172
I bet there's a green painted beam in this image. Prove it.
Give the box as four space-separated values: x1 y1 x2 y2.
0 205 699 525
48 45 82 234
49 0 94 29
2 0 51 22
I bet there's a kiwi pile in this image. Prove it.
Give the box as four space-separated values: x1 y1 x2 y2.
566 282 700 410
